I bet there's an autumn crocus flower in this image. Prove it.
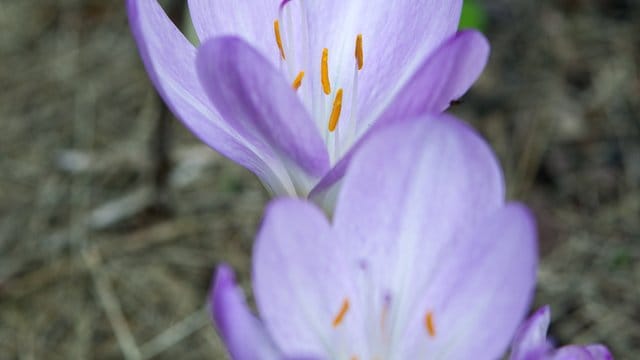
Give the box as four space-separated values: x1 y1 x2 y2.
127 0 489 198
211 114 539 359
510 306 613 360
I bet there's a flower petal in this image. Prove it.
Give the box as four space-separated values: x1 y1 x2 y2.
399 204 537 359
582 345 614 360
510 306 554 360
127 0 295 194
187 0 280 63
330 114 525 358
310 30 489 202
210 265 281 360
196 36 330 189
305 0 463 122
553 345 613 360
253 198 361 357
372 30 490 129
510 307 614 360
333 114 505 278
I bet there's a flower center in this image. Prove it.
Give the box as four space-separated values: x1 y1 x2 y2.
329 292 437 359
272 1 365 163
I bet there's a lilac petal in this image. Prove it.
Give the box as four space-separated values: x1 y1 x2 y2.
373 30 490 129
510 306 554 360
308 115 418 206
210 265 281 360
553 345 613 360
196 36 329 182
127 0 294 194
402 204 538 358
510 308 614 360
252 198 360 357
311 32 488 200
304 0 462 122
333 114 505 273
330 114 527 357
187 0 280 64
583 345 614 360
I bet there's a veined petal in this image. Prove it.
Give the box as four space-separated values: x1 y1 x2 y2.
510 307 614 360
373 30 490 129
127 0 295 195
329 116 532 358
401 204 537 358
210 265 282 360
305 0 463 123
253 199 361 357
310 30 489 202
308 115 419 207
333 114 505 283
510 306 553 360
196 37 330 188
187 0 280 64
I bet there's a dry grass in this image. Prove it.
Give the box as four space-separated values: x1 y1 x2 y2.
0 0 637 358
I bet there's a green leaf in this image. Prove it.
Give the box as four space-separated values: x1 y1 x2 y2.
460 0 487 31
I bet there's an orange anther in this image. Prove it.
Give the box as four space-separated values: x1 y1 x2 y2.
274 20 286 60
332 298 350 327
425 311 436 338
328 89 343 132
292 71 305 90
321 48 331 95
355 34 363 70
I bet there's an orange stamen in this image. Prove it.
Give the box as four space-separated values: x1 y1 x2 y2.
425 311 436 338
292 71 305 90
321 48 331 95
332 298 350 327
355 34 364 70
274 20 286 60
328 88 343 132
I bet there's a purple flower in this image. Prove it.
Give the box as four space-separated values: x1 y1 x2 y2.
510 306 613 360
127 0 489 198
211 114 539 359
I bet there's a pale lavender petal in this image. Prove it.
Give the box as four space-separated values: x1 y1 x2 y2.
510 306 554 360
252 198 361 357
311 31 489 200
304 0 463 122
583 345 614 360
210 265 281 360
399 204 537 358
196 37 329 181
326 114 525 358
308 115 418 205
373 30 490 129
552 345 613 360
187 0 280 64
510 307 614 360
333 114 505 286
127 0 294 195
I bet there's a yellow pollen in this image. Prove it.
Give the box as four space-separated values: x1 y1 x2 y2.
328 88 343 132
355 34 364 70
292 71 305 90
321 48 331 95
332 298 350 327
425 311 436 338
274 20 286 60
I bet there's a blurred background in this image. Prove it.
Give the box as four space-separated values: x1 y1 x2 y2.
0 0 638 358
